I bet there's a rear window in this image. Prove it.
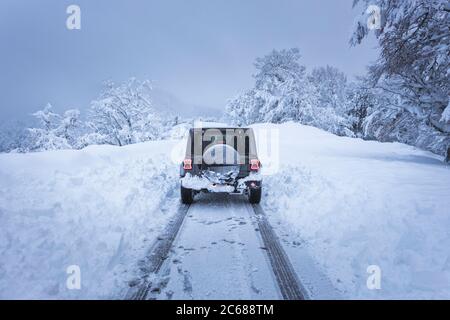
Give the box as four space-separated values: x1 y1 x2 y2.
185 128 257 165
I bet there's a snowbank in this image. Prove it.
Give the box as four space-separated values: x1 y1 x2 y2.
0 140 180 299
255 122 450 299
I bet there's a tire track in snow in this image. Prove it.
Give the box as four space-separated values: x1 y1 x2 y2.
126 203 190 300
126 195 309 300
251 204 309 300
144 194 280 299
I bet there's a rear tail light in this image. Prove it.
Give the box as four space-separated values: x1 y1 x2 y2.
183 158 192 170
250 159 260 171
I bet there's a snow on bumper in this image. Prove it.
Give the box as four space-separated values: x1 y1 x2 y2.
181 172 262 193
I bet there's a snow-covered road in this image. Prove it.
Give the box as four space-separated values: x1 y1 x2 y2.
128 192 338 300
149 194 280 300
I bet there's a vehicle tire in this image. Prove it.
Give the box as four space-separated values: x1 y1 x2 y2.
248 187 261 204
181 185 194 204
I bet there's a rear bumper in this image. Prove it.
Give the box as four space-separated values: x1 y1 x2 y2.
181 172 262 193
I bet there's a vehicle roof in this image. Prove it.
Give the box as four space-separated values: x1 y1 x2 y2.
192 121 250 129
185 125 257 158
191 127 252 131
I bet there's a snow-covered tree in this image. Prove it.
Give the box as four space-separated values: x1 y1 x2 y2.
226 49 353 136
348 80 450 156
252 48 307 123
60 109 81 147
32 104 60 131
226 48 310 125
28 104 81 151
307 66 354 136
225 89 259 126
225 49 305 125
351 0 450 134
349 0 450 158
87 78 164 146
308 66 348 111
346 80 380 137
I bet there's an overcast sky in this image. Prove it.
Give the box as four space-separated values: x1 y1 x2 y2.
0 0 378 122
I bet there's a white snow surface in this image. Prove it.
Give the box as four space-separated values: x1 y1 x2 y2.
0 122 449 299
0 141 180 299
441 101 450 123
255 122 450 299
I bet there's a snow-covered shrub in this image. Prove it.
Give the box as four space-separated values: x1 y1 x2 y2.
299 104 354 137
0 121 31 153
363 106 450 156
28 104 81 151
77 132 109 148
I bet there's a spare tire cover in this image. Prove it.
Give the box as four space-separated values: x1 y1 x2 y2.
202 144 240 184
203 144 240 165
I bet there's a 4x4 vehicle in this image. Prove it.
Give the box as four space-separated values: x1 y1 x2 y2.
180 125 262 204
